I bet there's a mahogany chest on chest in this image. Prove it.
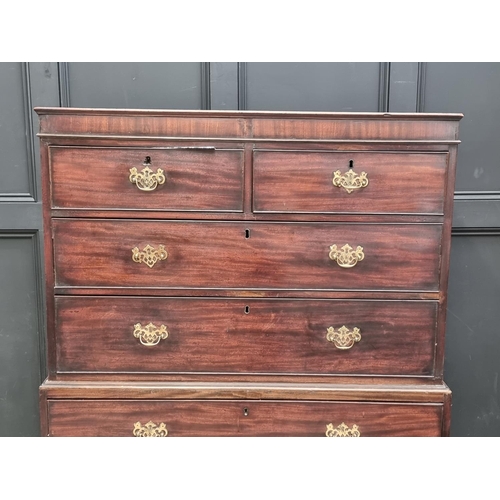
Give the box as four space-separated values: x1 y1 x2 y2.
37 108 462 436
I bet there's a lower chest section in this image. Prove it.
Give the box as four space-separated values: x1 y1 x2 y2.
45 398 445 437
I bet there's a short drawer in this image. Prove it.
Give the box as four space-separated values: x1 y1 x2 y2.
46 400 444 436
49 146 244 211
253 151 448 214
53 220 442 291
55 297 438 377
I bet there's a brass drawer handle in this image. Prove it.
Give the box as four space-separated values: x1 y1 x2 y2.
129 157 166 191
326 422 360 437
329 244 364 268
132 244 168 268
326 325 361 350
133 322 169 346
332 167 368 193
133 421 168 437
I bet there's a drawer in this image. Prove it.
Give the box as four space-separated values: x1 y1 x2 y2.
253 151 448 214
53 220 442 291
46 400 444 436
49 146 244 211
55 297 438 376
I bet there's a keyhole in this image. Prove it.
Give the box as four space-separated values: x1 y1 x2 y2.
144 156 151 164
245 229 250 239
243 407 249 416
349 159 354 169
244 305 250 314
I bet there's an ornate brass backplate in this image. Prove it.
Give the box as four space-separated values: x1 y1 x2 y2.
329 244 364 268
326 325 361 350
129 162 166 191
131 244 168 268
133 322 169 346
332 169 369 193
325 422 361 437
133 421 168 437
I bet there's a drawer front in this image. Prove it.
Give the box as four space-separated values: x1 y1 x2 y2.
55 297 437 376
47 400 443 436
50 146 244 211
53 220 442 291
253 151 448 214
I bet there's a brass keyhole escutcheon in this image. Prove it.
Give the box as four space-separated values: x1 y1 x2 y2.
243 407 249 416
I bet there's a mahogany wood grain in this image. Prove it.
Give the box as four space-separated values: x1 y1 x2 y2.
53 220 442 291
435 146 458 379
46 373 445 384
40 379 452 402
50 209 445 224
37 109 461 437
253 151 447 215
36 107 462 143
52 288 441 300
40 142 57 374
54 297 438 376
40 135 457 151
50 146 244 211
442 392 452 436
39 390 49 437
252 118 459 142
46 399 444 436
39 112 247 138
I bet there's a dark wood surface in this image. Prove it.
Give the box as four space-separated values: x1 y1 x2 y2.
253 150 448 215
50 146 244 211
37 109 460 437
50 210 446 223
53 220 442 291
36 107 462 143
53 288 440 300
46 399 443 436
435 146 459 379
54 297 438 376
39 378 452 401
251 117 459 142
41 141 57 392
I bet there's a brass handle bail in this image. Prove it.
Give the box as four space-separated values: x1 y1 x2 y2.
326 326 361 350
133 421 168 437
329 244 364 268
325 422 360 437
133 322 169 346
131 244 168 268
129 157 166 191
332 161 368 193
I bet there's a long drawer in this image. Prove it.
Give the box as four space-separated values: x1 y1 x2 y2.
49 146 244 212
55 297 438 376
53 220 442 291
253 150 448 214
46 399 444 436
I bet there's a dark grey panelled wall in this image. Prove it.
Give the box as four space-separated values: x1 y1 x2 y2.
0 63 51 435
61 62 208 109
0 62 61 435
1 62 498 436
422 63 500 436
